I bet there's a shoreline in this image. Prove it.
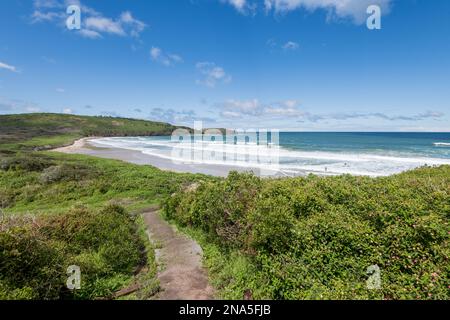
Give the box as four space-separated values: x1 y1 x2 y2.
52 137 450 178
53 137 291 177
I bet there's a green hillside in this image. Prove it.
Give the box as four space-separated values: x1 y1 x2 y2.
0 113 182 152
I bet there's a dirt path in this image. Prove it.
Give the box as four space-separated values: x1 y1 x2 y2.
143 209 215 300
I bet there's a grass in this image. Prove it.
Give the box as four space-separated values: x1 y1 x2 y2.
0 113 205 300
0 113 185 152
1 152 204 215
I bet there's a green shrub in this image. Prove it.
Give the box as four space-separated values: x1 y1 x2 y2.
164 172 261 250
0 281 35 300
1 155 54 172
0 225 65 299
0 204 144 300
164 167 450 300
39 164 96 184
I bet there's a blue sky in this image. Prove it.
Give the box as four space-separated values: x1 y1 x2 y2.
0 0 449 131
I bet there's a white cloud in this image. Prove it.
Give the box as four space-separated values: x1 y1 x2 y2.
31 0 71 23
150 47 183 67
31 0 147 38
196 62 232 88
63 108 73 114
221 111 242 118
168 54 183 64
298 110 446 123
282 41 299 51
150 47 162 59
225 0 247 12
264 0 392 24
33 0 61 9
31 10 64 23
221 99 261 117
0 61 18 73
78 29 102 39
264 100 301 116
82 12 146 37
85 17 126 36
120 11 135 23
219 0 392 23
120 11 146 37
267 39 300 52
218 100 445 125
220 99 302 118
221 0 258 14
85 9 146 38
149 108 215 125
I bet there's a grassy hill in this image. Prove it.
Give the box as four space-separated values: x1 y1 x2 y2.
0 113 183 152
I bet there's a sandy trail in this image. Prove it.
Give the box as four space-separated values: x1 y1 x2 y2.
143 208 215 300
55 139 216 299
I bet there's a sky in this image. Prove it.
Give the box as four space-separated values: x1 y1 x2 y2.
0 0 449 131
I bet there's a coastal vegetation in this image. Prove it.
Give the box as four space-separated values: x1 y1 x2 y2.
164 169 449 300
0 113 182 152
0 114 205 299
1 113 448 300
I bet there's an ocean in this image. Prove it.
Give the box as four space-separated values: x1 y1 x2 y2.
91 132 450 177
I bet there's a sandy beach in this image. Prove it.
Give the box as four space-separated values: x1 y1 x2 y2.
53 137 286 177
53 136 450 178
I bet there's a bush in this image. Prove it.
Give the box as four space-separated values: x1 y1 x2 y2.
165 172 261 250
0 204 144 300
0 281 35 300
1 155 54 172
0 225 65 299
39 164 96 184
163 167 450 300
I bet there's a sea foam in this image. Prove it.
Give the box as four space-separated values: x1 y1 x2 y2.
91 136 450 177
